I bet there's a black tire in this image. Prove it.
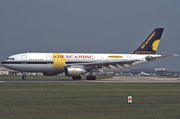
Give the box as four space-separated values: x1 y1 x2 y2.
77 76 82 80
72 77 76 80
86 76 90 80
72 76 82 80
93 76 96 80
22 76 26 80
86 76 96 80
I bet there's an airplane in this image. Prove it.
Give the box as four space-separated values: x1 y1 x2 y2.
1 28 178 80
139 71 151 76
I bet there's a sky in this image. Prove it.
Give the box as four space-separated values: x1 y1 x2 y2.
0 0 180 70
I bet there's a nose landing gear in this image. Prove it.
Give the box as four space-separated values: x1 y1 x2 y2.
22 76 27 80
22 72 27 80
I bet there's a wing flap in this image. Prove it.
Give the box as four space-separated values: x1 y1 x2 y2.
65 60 137 70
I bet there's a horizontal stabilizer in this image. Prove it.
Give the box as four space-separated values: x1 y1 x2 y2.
146 54 178 61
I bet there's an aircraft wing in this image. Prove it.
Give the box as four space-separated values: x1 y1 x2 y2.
65 60 137 70
146 54 178 61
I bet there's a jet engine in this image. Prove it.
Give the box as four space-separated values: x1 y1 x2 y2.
65 67 87 76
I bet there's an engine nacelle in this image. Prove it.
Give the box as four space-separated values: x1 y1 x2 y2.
43 72 59 76
65 67 87 76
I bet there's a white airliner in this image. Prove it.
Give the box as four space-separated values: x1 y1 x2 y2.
139 71 151 76
1 28 178 80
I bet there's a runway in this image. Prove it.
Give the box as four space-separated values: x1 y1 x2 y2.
102 76 180 83
0 76 180 83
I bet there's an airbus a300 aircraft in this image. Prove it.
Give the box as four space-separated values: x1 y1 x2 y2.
1 28 178 80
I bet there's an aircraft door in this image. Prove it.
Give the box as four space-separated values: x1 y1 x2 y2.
44 55 53 72
46 55 51 64
22 55 27 64
21 55 30 71
101 57 105 61
127 56 132 60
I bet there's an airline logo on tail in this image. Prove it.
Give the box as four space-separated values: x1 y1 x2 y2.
133 28 164 54
141 31 156 49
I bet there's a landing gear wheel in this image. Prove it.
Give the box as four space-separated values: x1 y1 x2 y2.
86 76 96 80
22 76 27 80
72 76 82 80
77 76 82 80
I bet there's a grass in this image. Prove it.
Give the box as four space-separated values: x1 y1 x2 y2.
0 75 112 80
0 83 180 119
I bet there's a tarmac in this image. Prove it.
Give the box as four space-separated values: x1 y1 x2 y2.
0 76 180 83
101 76 180 83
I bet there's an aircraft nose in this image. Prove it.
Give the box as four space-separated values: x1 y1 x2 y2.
1 61 6 67
1 61 4 66
1 61 9 69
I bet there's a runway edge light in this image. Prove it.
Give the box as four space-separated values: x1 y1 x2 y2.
128 96 132 103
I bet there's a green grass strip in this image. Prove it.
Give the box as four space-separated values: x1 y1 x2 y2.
0 83 180 119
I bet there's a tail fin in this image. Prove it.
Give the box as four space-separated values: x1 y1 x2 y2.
132 28 164 54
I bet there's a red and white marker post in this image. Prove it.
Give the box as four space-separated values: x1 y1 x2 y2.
128 96 132 103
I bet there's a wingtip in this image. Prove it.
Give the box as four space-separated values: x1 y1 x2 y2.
173 54 179 57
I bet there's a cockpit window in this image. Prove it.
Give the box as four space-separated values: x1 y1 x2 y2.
6 58 15 60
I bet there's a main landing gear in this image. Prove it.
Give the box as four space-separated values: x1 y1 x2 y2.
86 76 96 80
86 70 96 80
72 76 96 80
72 76 82 80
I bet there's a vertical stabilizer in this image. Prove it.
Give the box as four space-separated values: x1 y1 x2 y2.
132 28 164 54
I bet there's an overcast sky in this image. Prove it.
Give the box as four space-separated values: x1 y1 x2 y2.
0 0 180 70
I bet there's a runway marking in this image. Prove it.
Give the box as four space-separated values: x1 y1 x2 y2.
0 81 5 83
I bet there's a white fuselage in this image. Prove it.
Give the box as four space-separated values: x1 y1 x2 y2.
1 53 161 74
